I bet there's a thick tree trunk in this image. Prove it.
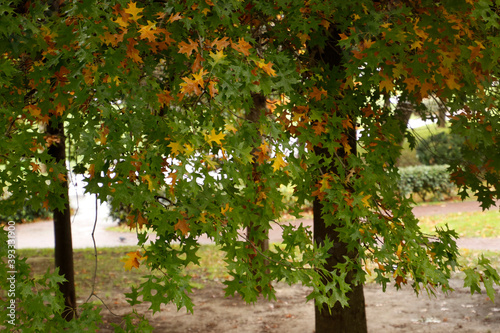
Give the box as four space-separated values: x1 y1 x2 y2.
314 199 367 333
47 120 77 320
311 25 368 332
313 125 367 333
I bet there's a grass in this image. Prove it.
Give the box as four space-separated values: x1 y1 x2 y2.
418 210 500 238
17 245 230 302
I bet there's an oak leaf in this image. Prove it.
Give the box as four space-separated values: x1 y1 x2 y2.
178 39 198 56
310 87 327 101
205 129 225 147
271 152 287 171
122 251 142 270
174 218 190 235
231 37 252 56
124 2 143 21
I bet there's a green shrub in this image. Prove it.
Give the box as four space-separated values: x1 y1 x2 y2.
416 132 463 165
0 200 50 225
398 165 455 201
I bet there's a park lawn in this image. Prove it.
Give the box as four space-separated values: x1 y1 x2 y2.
17 245 229 300
418 209 500 238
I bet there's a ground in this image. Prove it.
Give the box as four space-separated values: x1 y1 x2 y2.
13 187 500 332
98 279 499 333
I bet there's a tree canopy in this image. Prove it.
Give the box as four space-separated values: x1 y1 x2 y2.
1 0 500 331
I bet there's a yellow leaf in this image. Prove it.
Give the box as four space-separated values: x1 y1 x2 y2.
205 128 225 147
396 243 403 259
25 105 41 118
122 251 142 270
445 75 461 90
198 212 207 223
221 203 233 215
141 174 155 191
271 152 287 171
225 123 238 133
168 141 184 156
124 2 143 21
379 76 394 92
88 164 95 180
256 60 276 76
209 50 226 64
297 32 310 44
361 194 372 207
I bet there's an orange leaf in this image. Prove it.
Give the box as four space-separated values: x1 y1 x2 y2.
178 39 198 56
167 12 183 23
208 81 218 98
256 60 276 76
139 21 157 42
30 162 41 173
157 90 174 106
404 77 419 92
126 212 148 229
310 87 327 101
211 37 230 50
54 66 70 87
231 37 252 56
126 37 143 63
122 251 142 270
174 218 190 235
312 121 326 135
221 203 233 215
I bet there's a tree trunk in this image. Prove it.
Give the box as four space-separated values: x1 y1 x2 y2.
246 93 269 279
437 104 446 128
313 127 367 333
314 199 367 333
47 120 77 320
311 26 368 333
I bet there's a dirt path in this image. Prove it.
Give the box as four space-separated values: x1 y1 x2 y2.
98 278 500 333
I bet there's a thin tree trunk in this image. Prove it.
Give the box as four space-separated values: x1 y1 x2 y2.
246 93 269 277
47 120 77 320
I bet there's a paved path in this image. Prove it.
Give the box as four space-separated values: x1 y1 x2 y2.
10 177 500 250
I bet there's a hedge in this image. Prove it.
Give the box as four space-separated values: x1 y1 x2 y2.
397 165 455 201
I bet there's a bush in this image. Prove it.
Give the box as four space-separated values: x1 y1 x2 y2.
398 165 455 201
0 200 50 224
416 132 463 165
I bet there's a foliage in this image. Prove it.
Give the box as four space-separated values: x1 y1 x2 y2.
1 0 500 329
0 230 103 332
416 132 464 165
0 202 50 224
398 165 455 201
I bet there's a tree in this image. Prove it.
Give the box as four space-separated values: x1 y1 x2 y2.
1 1 499 332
